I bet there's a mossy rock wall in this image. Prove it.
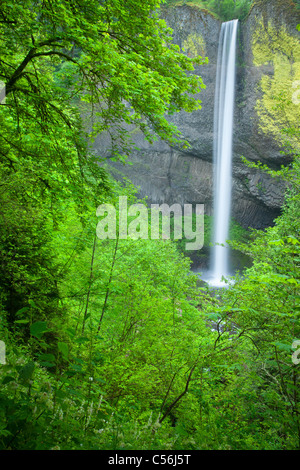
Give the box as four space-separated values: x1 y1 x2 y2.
94 1 299 230
228 0 299 227
237 0 300 162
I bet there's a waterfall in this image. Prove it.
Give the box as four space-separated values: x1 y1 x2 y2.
210 19 238 287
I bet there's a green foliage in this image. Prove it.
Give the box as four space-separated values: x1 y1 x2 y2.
0 0 206 329
216 104 300 449
0 0 206 154
0 0 299 452
203 0 253 20
0 207 218 449
251 18 300 151
163 0 254 21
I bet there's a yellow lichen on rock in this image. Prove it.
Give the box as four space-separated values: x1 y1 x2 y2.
182 33 206 58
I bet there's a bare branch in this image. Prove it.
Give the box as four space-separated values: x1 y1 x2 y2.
159 363 197 424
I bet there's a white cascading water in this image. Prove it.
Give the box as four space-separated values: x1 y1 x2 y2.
210 19 238 287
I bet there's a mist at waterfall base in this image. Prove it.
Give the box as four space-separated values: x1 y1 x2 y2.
195 19 239 289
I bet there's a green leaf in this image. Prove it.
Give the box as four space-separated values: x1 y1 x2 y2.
38 353 56 367
58 341 69 359
55 389 67 399
40 361 55 368
2 375 15 385
38 353 56 362
30 321 48 338
74 336 89 344
15 307 29 316
18 362 35 381
272 341 292 353
67 363 83 373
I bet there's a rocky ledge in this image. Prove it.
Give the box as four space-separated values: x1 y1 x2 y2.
93 0 300 230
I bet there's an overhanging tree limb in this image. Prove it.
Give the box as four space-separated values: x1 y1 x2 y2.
159 362 197 424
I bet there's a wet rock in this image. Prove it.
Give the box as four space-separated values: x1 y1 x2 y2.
93 1 300 230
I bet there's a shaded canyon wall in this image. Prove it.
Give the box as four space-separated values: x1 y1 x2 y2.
92 0 300 230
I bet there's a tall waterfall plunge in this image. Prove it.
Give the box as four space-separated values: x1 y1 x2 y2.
210 19 238 287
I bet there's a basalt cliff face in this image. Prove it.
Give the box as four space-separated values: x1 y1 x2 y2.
94 0 300 230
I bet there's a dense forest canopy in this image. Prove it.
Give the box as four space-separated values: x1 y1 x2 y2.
0 0 299 452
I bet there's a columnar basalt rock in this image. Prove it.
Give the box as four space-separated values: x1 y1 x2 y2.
94 0 300 230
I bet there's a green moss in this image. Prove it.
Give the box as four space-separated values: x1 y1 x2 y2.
161 1 219 20
251 0 299 23
252 18 300 150
182 33 206 58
